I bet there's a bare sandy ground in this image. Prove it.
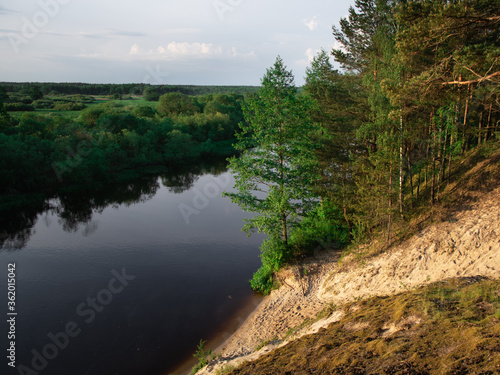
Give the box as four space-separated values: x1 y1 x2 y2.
196 186 500 374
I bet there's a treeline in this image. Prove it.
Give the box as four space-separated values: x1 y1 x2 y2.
0 92 244 203
306 0 499 240
0 82 260 97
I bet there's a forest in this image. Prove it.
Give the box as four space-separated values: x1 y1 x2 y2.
0 0 498 293
0 87 248 208
225 0 500 292
0 82 259 97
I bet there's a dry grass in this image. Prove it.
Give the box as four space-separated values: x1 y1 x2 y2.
228 277 500 375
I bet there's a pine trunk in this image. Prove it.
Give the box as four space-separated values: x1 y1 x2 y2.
461 84 471 154
399 114 404 218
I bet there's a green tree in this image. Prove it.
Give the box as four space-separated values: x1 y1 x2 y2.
143 87 160 101
157 92 200 117
224 57 320 291
305 50 363 234
0 87 11 131
29 87 44 101
132 105 156 118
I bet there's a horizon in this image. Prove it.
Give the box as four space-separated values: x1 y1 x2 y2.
0 81 262 87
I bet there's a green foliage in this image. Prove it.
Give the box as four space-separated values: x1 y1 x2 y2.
4 103 35 112
225 57 320 240
143 87 160 101
225 56 322 293
0 92 11 131
53 102 86 111
79 106 106 127
29 87 44 101
289 203 350 256
0 89 244 198
132 105 156 118
191 339 212 374
319 0 500 242
158 92 200 117
250 239 286 294
33 99 55 109
2 82 260 97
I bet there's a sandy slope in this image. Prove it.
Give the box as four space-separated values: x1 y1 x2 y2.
197 186 500 375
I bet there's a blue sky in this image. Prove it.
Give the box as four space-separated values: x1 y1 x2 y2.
0 0 354 85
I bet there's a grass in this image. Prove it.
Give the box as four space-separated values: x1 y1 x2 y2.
215 364 236 375
254 336 278 352
227 277 500 374
191 339 213 374
9 95 159 120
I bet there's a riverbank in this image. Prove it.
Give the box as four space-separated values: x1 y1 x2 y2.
196 182 500 374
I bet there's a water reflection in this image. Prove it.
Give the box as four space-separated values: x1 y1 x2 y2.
0 160 229 250
162 160 228 194
0 199 47 250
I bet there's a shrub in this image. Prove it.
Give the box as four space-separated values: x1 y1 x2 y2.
33 99 55 109
132 105 156 118
143 87 160 101
4 103 35 112
53 102 86 111
191 339 212 374
250 238 287 294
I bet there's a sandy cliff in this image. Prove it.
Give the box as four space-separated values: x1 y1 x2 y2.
197 166 500 374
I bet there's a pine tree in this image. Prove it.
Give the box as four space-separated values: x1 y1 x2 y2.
305 50 363 235
224 56 319 256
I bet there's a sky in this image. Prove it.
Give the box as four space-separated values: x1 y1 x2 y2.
0 0 354 86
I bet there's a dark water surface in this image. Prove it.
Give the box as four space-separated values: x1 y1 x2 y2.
0 163 264 375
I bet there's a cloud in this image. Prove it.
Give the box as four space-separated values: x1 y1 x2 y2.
0 5 19 15
77 29 147 40
109 29 148 37
295 48 321 67
127 42 257 62
303 16 318 31
157 42 222 59
305 48 321 63
129 43 139 55
160 28 202 36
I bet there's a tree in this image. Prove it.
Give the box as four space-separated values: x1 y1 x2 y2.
332 0 395 74
305 50 363 235
157 92 200 117
224 57 320 290
143 87 160 101
29 87 44 101
0 87 11 131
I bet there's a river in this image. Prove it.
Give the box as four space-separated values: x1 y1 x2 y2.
0 161 265 375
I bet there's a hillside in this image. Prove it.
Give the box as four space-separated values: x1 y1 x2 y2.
196 144 500 375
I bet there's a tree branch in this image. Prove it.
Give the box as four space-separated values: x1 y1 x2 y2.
440 71 500 85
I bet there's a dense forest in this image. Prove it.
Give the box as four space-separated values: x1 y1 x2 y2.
312 0 499 237
224 0 500 292
0 0 498 293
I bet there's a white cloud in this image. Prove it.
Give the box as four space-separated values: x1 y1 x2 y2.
303 16 318 31
157 42 222 59
295 47 321 67
129 43 139 55
137 42 257 62
305 48 320 63
79 41 257 64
